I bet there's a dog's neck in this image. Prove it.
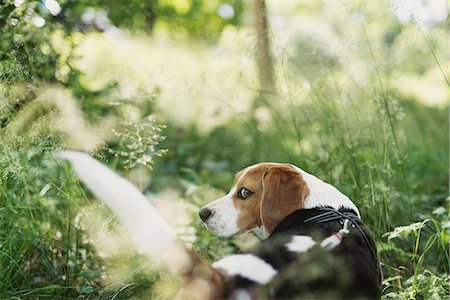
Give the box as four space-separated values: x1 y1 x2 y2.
253 166 360 239
269 207 360 237
290 165 360 217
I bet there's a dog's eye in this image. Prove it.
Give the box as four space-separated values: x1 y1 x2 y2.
238 187 253 199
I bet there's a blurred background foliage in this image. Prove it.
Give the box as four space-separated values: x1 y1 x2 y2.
0 0 449 298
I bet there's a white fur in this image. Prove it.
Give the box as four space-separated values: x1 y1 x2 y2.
291 165 360 217
285 235 316 252
213 254 277 284
201 187 240 237
56 151 191 273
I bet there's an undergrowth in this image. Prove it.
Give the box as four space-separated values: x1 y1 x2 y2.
1 1 449 299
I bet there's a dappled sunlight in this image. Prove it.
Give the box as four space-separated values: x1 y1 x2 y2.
45 1 448 136
395 67 449 106
1 0 448 298
6 86 111 151
74 32 256 132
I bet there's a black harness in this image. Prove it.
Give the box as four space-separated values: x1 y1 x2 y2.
302 206 361 224
300 207 378 264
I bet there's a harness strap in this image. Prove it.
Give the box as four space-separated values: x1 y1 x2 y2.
302 208 377 264
302 208 361 225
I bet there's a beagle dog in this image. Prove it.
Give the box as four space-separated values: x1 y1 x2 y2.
200 163 380 299
58 152 379 299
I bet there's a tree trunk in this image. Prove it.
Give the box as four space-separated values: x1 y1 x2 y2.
253 0 275 95
145 12 155 33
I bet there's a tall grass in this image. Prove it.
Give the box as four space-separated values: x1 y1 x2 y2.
152 6 449 299
1 2 449 299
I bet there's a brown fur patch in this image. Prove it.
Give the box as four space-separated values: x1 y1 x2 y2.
260 165 310 233
234 163 309 234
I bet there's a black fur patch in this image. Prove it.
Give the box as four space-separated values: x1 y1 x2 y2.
223 207 381 299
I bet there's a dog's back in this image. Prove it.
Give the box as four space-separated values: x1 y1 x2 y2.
223 208 380 299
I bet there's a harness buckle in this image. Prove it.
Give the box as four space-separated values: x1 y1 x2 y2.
339 219 350 235
320 219 351 250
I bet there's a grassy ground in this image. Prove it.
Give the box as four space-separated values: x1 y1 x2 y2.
1 2 449 299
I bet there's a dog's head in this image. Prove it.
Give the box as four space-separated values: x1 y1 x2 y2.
199 163 310 237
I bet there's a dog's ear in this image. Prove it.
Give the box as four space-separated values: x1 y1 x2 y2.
260 165 309 234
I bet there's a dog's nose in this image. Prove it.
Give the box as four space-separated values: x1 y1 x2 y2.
199 207 212 222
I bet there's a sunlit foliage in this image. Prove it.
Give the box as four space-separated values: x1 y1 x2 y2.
0 0 448 298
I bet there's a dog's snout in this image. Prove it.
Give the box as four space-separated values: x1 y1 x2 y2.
199 207 212 222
